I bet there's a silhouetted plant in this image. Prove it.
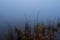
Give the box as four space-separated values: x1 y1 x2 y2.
15 28 23 40
57 18 60 27
8 28 14 40
24 23 31 40
1 19 60 40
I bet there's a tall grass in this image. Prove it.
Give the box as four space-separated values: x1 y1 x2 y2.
1 19 60 40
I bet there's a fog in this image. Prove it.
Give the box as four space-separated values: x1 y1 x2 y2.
0 0 60 40
0 0 60 30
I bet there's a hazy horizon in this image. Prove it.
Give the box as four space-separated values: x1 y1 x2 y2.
0 0 60 22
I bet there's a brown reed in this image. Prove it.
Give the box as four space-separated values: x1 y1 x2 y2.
3 20 60 40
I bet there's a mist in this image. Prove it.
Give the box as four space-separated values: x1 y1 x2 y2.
0 0 60 20
0 0 60 31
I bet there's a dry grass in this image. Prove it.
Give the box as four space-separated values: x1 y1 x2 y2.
1 20 60 40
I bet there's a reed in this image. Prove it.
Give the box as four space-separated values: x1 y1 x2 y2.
2 18 60 40
8 28 14 40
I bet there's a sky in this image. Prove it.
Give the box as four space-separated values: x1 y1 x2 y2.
0 0 60 23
